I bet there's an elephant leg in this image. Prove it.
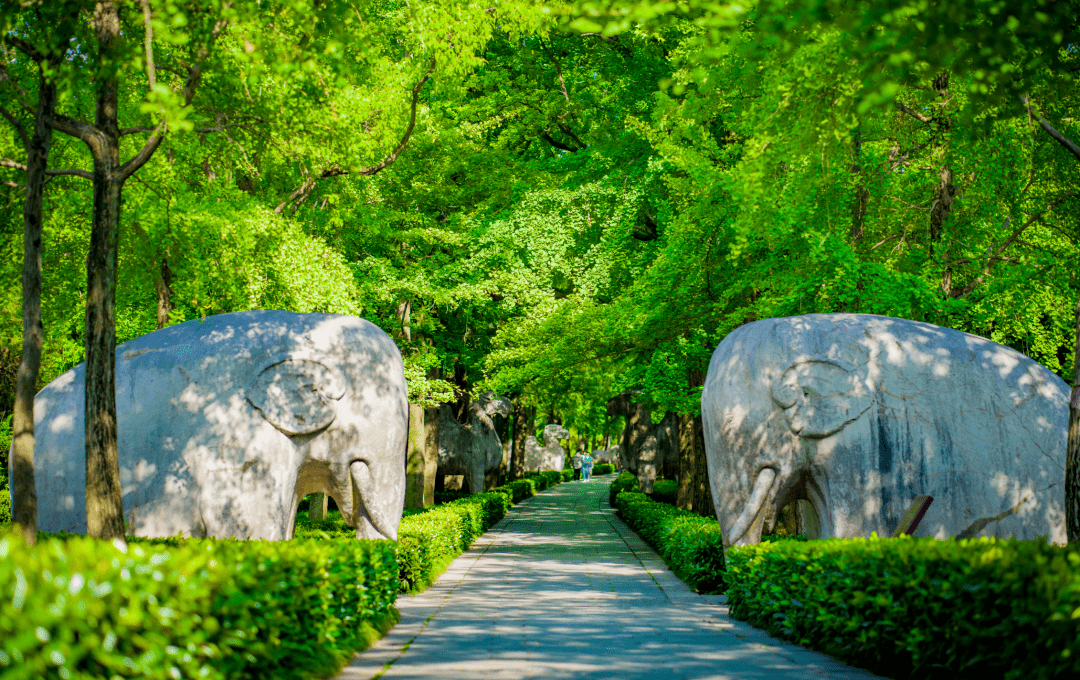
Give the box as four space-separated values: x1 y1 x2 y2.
468 466 484 495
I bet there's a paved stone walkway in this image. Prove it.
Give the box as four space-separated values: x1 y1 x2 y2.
336 477 883 680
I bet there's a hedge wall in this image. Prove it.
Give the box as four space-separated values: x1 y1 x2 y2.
612 490 725 594
609 477 1080 679
726 536 1080 679
1 468 568 678
0 531 398 680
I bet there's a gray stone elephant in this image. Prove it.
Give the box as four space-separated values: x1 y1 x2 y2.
606 392 677 492
524 424 570 472
592 446 619 467
16 310 408 540
701 313 1068 547
437 392 512 493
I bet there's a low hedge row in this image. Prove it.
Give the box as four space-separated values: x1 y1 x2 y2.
726 536 1080 679
393 473 568 590
591 463 615 476
610 476 1080 679
298 472 567 593
609 471 640 505
0 530 398 680
648 479 678 506
613 490 725 594
522 470 565 489
1 470 569 679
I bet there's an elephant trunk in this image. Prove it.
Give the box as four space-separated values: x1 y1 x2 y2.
726 467 777 546
349 459 399 540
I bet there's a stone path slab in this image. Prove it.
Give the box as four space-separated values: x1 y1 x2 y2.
336 477 883 680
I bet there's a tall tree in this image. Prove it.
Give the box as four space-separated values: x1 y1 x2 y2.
40 1 234 538
1 3 79 543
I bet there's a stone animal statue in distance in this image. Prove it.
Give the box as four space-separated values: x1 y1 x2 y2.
436 391 512 493
15 310 409 540
701 313 1068 548
606 392 677 493
523 424 570 472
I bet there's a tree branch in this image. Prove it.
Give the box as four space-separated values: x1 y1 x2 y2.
120 13 229 183
540 132 580 152
46 112 99 145
0 105 28 150
141 0 156 90
273 65 435 214
895 100 932 124
356 63 434 175
3 157 92 180
1024 96 1080 162
4 35 44 62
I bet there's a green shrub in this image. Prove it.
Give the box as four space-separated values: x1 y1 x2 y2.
613 491 725 593
297 490 515 594
561 468 573 482
608 471 639 505
497 478 539 503
522 470 563 491
0 488 9 524
394 491 513 592
592 463 615 475
0 530 398 680
648 479 678 506
725 535 1080 679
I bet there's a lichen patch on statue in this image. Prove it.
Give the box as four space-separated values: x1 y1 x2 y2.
15 311 408 541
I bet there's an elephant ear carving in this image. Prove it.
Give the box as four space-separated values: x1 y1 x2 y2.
248 358 346 435
771 360 870 438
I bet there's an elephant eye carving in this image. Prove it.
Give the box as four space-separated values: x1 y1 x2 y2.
771 360 871 438
247 358 346 436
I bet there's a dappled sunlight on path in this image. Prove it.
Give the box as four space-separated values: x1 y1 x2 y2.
336 479 882 680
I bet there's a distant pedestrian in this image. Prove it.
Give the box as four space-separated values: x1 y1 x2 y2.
581 452 594 481
571 452 584 480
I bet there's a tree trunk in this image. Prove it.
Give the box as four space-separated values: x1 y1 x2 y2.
85 2 126 540
422 402 441 505
1067 295 1080 543
307 493 328 521
691 414 714 519
154 257 173 330
510 402 532 480
404 402 428 509
10 73 58 546
850 126 868 241
675 413 695 511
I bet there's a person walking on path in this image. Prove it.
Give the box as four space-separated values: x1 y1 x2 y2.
571 451 584 480
581 451 594 481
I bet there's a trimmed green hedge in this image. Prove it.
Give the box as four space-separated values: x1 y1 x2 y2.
1 468 568 679
522 470 564 490
0 530 398 680
297 474 567 594
592 463 615 476
609 471 639 505
648 479 678 506
613 491 725 594
726 536 1080 679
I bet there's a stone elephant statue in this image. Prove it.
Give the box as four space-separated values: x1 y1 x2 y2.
606 393 677 492
16 310 408 541
523 424 570 472
701 313 1068 548
592 446 619 467
437 392 512 493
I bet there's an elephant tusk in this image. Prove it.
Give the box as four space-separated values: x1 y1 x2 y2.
726 467 777 546
350 460 397 541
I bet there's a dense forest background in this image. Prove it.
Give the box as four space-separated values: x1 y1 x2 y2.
1 0 1077 470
